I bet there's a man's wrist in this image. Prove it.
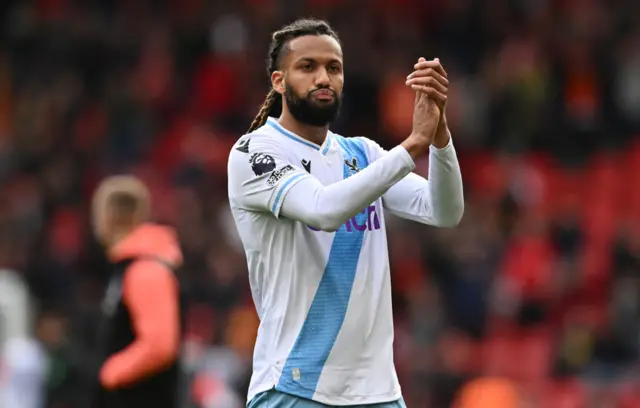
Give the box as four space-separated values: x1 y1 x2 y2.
401 135 430 161
431 116 450 149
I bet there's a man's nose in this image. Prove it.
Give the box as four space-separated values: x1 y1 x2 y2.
314 68 331 86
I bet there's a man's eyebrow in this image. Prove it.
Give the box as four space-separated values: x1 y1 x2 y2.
295 57 343 65
295 57 316 64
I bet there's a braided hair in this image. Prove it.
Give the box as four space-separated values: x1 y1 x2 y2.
247 19 340 133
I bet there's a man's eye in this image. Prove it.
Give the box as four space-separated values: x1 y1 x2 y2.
328 66 340 73
301 65 312 71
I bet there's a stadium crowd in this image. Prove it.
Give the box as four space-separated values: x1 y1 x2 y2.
0 0 638 407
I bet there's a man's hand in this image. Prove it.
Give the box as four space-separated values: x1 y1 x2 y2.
406 57 448 106
401 76 441 160
406 58 451 148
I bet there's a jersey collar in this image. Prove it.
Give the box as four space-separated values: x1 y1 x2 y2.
266 117 332 156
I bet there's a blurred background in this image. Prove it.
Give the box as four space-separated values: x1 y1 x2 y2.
0 0 639 407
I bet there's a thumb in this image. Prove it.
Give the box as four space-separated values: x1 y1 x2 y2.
418 57 426 63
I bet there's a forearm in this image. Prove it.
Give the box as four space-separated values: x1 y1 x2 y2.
425 140 464 226
280 146 415 231
382 140 463 227
432 117 451 149
100 337 177 389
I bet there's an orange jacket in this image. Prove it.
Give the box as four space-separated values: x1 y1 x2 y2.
99 223 182 390
454 377 520 408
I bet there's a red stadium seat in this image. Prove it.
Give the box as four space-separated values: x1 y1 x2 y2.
513 333 553 383
616 383 640 408
500 234 556 301
538 379 587 408
482 335 518 377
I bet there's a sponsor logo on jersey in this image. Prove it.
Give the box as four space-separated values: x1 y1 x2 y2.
267 165 295 187
308 204 380 232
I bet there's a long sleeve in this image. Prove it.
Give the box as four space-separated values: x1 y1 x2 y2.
228 133 416 232
278 146 415 231
99 260 180 390
381 140 464 227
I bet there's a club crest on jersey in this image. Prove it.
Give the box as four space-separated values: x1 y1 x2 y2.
250 153 276 176
345 157 360 175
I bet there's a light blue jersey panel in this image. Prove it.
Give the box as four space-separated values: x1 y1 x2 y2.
276 136 370 398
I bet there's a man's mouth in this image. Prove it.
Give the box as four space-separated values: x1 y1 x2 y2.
312 89 335 100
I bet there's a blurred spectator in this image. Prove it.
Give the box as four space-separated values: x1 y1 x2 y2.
0 270 46 408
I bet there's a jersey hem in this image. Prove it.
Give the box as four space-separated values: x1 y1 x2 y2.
274 381 402 406
246 385 276 407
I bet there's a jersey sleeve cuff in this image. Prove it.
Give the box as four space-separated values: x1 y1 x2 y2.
269 173 310 218
429 137 454 156
391 145 417 172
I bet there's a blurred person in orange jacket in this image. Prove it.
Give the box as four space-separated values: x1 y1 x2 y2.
453 377 523 408
90 176 185 408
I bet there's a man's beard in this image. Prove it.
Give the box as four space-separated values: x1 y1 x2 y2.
284 83 341 127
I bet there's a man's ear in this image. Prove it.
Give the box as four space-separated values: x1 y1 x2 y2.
271 71 285 95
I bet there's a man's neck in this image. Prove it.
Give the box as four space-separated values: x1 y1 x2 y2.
106 228 134 256
278 114 328 146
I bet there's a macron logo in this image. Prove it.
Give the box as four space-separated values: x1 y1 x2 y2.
301 159 311 173
308 204 380 232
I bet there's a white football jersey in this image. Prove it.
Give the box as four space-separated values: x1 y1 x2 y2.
0 337 47 408
227 117 463 406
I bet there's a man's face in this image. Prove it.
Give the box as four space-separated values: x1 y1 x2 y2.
273 35 344 127
283 81 342 127
91 195 112 245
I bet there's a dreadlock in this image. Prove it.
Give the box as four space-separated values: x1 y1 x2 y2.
247 18 340 133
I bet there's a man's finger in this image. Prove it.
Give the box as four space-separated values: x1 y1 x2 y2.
411 85 447 105
415 85 422 104
412 59 447 78
407 67 449 85
406 69 449 87
406 75 448 93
